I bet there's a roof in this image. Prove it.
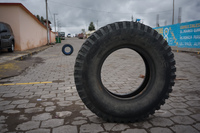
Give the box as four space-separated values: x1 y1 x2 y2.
0 3 47 30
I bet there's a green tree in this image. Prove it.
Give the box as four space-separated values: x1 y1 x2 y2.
36 15 40 21
88 22 95 31
41 16 44 24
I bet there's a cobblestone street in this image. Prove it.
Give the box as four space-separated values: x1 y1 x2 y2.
0 38 200 133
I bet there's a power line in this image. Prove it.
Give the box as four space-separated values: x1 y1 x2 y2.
48 5 54 21
48 0 172 15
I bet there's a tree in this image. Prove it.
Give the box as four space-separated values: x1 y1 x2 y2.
81 29 85 33
41 16 44 24
88 22 95 31
36 15 40 21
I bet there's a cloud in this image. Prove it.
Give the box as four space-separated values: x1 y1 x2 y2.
0 0 200 35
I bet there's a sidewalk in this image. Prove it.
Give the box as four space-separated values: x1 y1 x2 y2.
0 44 53 79
171 46 200 54
0 44 52 64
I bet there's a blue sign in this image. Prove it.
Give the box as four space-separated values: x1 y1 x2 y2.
154 20 200 48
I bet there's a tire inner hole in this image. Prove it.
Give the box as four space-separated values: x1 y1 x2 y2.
64 47 71 53
101 48 146 96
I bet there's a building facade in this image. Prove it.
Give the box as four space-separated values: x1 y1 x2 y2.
0 3 55 51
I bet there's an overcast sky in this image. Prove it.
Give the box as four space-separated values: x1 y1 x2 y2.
1 0 200 35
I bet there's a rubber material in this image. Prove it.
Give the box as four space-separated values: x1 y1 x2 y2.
8 42 14 52
74 21 176 122
62 44 73 55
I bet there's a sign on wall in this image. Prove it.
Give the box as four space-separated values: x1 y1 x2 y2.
154 20 200 48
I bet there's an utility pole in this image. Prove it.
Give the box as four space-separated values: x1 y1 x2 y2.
131 15 133 21
53 13 58 32
156 14 159 27
172 0 174 25
45 0 49 45
96 20 98 30
165 20 167 26
178 7 182 23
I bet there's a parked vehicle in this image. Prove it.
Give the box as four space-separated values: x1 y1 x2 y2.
58 32 65 40
0 22 15 52
67 33 71 38
78 33 84 39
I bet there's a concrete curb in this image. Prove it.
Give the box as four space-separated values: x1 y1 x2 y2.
14 45 52 61
171 46 200 54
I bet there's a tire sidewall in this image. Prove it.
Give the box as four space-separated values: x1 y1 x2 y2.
62 44 73 55
82 29 171 118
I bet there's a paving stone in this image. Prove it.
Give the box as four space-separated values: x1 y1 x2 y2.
75 100 84 105
185 96 200 100
149 118 174 127
19 115 28 121
55 111 72 118
74 117 87 120
26 128 50 133
170 116 195 124
18 92 33 96
0 116 6 123
132 121 152 129
122 129 147 133
111 124 130 131
0 124 8 133
40 102 54 106
72 120 87 125
32 113 52 121
52 97 65 101
188 107 200 114
11 100 29 105
186 100 200 107
45 106 56 112
193 123 200 131
34 91 49 95
80 124 104 133
65 95 80 101
41 119 64 128
154 110 173 117
25 107 44 113
190 114 200 121
41 94 56 98
89 116 105 123
160 104 173 110
3 110 20 114
16 121 40 131
2 93 18 98
170 108 192 115
80 110 95 117
169 102 189 108
0 101 11 106
53 125 77 133
57 101 72 106
0 105 16 111
149 127 173 133
17 103 36 109
170 125 199 133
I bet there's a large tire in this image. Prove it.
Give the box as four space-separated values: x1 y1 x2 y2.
74 21 176 122
62 44 73 55
8 42 14 52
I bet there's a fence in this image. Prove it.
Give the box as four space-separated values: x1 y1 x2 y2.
154 20 200 48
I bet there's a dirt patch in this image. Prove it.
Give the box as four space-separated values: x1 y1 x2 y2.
0 57 44 79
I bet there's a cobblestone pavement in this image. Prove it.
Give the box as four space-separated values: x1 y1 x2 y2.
0 38 200 133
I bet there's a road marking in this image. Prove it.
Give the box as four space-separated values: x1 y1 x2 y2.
0 81 52 86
